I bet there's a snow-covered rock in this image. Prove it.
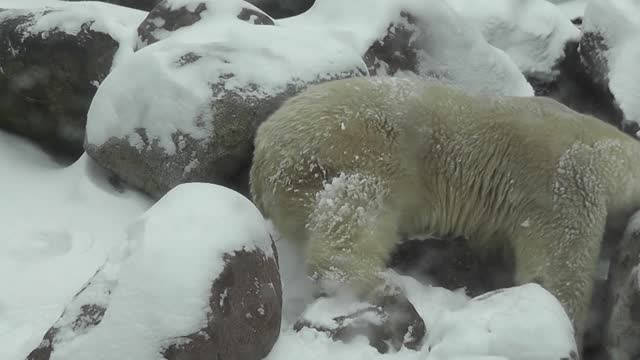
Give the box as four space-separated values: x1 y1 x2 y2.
25 182 282 360
246 0 313 19
64 0 160 12
85 0 366 198
0 1 146 156
581 0 640 128
295 291 426 353
425 284 578 360
281 0 533 96
445 0 581 82
136 0 274 50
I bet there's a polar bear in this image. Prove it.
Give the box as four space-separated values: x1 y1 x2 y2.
249 76 640 345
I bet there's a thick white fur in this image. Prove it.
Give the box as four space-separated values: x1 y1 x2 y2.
250 76 640 343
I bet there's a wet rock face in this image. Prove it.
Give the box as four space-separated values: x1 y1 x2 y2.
0 10 118 157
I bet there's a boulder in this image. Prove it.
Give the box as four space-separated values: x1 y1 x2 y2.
426 284 578 360
246 0 314 19
528 41 628 133
284 0 533 96
294 291 426 353
64 0 161 12
0 3 145 156
136 0 274 50
576 0 640 131
25 183 282 360
85 0 367 198
447 0 581 83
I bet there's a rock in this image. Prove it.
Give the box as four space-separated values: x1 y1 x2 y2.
294 291 426 353
246 0 314 19
25 183 282 360
389 237 515 297
292 0 532 96
605 211 640 360
427 284 578 360
162 247 282 360
136 0 274 49
576 0 640 132
25 266 116 360
85 2 367 198
527 41 627 133
64 0 161 12
0 3 144 156
447 0 581 83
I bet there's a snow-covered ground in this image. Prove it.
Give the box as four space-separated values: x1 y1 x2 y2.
0 132 151 360
0 131 576 360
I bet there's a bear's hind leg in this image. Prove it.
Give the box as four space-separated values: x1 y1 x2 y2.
305 172 400 298
512 201 607 352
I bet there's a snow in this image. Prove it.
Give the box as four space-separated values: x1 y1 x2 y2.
547 0 587 21
0 131 151 360
281 0 534 97
0 0 147 69
445 0 581 80
48 182 273 360
583 0 640 124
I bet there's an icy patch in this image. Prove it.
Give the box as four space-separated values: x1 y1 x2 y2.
445 0 581 80
48 183 273 360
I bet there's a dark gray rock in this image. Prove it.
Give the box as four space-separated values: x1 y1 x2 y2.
363 11 419 76
528 39 629 134
246 0 313 19
294 291 425 353
0 9 119 156
163 247 282 360
64 0 160 11
389 236 515 297
25 266 116 360
136 0 274 49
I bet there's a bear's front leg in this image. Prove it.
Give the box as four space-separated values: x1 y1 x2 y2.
512 200 607 354
304 172 401 299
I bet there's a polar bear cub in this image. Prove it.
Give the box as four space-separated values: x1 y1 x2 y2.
250 76 640 343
